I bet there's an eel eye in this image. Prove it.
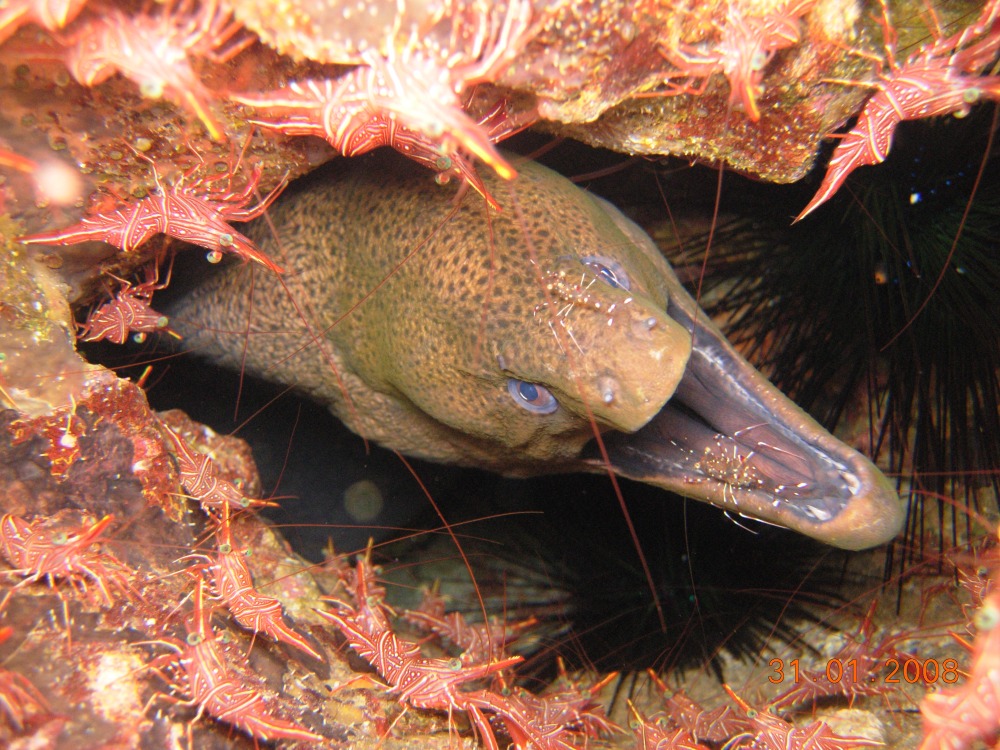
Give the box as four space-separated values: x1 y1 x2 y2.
507 379 558 414
582 256 630 290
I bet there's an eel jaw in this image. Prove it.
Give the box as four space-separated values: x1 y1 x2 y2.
582 300 904 552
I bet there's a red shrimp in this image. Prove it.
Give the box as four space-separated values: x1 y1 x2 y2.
231 0 537 209
144 578 323 744
198 504 323 661
20 158 286 273
159 423 277 515
646 669 749 743
724 685 883 749
0 512 130 609
316 550 522 748
796 0 1000 220
628 701 711 750
61 0 250 141
401 584 536 664
486 667 620 750
769 600 915 712
659 0 815 121
78 260 179 345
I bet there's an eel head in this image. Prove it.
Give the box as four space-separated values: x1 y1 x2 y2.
409 162 904 551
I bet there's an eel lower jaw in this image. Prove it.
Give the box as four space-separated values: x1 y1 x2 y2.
582 306 904 551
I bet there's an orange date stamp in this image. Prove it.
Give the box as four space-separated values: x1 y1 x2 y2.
767 657 961 685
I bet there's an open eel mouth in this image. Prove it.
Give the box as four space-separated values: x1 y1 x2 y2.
583 296 903 552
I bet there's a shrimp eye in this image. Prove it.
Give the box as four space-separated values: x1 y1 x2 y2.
507 379 558 414
582 256 630 290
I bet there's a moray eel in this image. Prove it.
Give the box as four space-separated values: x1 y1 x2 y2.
170 152 903 550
